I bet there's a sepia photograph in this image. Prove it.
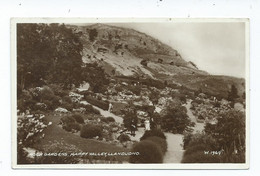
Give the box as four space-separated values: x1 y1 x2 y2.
11 18 249 169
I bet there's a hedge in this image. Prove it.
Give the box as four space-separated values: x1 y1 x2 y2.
85 96 109 110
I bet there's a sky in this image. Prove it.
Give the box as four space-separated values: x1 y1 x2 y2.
108 22 246 78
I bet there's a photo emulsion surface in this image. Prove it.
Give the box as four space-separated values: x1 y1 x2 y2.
13 19 249 169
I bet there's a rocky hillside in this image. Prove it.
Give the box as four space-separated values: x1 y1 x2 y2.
67 23 245 98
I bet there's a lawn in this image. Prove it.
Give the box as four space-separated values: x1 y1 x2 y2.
33 113 129 162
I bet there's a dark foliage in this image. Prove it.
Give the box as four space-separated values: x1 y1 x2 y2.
129 140 163 163
17 23 83 90
140 59 148 67
204 110 245 162
72 114 85 124
84 96 109 110
227 84 239 101
140 129 166 141
182 150 221 163
61 116 76 124
162 103 194 134
82 62 109 93
122 106 138 130
106 117 116 123
80 124 102 139
63 122 81 132
88 28 98 42
145 136 168 155
118 134 131 143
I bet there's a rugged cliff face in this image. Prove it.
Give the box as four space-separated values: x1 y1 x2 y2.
67 23 245 97
68 24 203 77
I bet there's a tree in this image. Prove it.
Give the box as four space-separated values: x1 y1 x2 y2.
122 104 138 131
81 62 109 93
162 102 194 134
204 110 245 162
227 84 239 101
148 89 160 105
17 23 84 90
88 28 98 42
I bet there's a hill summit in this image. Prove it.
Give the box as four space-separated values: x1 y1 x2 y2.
67 23 244 98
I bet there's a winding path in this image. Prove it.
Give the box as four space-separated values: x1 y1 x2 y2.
185 100 204 133
163 133 184 163
80 99 204 163
80 101 123 123
163 100 205 163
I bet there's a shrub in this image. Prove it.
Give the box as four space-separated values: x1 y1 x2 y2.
68 122 81 131
183 132 217 150
145 136 168 155
63 96 72 104
101 117 109 123
118 134 131 143
51 95 61 109
35 141 82 164
182 150 221 163
72 114 85 124
106 117 115 123
129 140 163 163
192 99 203 104
140 129 166 141
80 124 102 139
61 116 76 124
128 85 142 96
39 86 55 100
83 104 100 115
183 144 211 156
115 86 124 92
85 96 109 110
62 102 73 111
213 101 221 108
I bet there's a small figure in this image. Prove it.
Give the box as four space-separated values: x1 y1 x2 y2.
108 102 113 112
144 118 150 131
130 119 136 136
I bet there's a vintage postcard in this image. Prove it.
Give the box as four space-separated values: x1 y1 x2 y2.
11 18 249 169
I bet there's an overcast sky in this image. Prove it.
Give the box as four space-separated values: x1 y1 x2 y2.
109 22 246 78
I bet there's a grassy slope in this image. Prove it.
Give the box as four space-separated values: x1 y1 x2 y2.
33 113 129 162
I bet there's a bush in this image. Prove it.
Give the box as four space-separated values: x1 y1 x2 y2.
83 104 100 115
72 114 84 124
62 102 73 111
61 116 75 124
183 132 217 150
106 117 115 123
69 122 81 131
140 129 166 141
183 144 211 156
35 141 82 164
118 134 131 143
85 96 109 110
129 140 163 163
63 96 72 104
145 136 168 155
128 85 142 96
80 124 102 139
182 150 221 163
